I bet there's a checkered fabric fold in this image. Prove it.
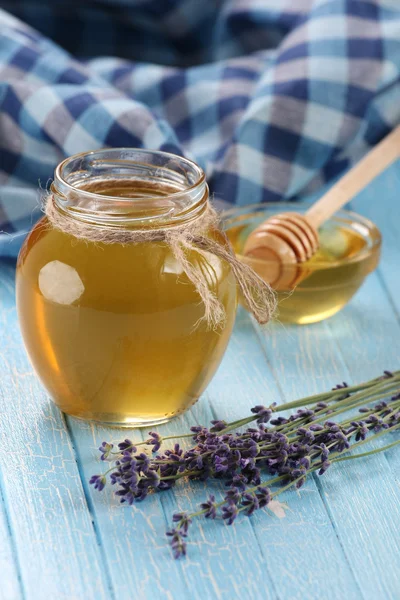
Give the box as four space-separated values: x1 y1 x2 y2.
1 1 400 255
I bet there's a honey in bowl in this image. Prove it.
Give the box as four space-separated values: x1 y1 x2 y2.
16 150 237 427
224 205 381 325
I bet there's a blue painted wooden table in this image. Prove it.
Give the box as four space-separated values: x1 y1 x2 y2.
1 164 400 600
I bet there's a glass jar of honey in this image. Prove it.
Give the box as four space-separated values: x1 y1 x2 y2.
16 149 238 427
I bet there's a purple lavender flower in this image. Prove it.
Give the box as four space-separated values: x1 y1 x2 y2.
110 471 122 485
134 487 149 502
288 442 311 457
147 432 163 453
241 438 259 458
296 428 315 444
199 468 213 482
349 421 368 441
265 451 288 473
172 512 192 533
226 473 248 490
210 420 227 432
242 465 261 485
158 456 181 481
251 405 274 424
166 528 187 559
224 487 242 505
330 431 350 452
270 416 289 426
89 475 106 491
190 425 204 434
190 427 210 444
313 443 329 462
289 408 315 423
164 444 183 459
324 421 340 431
145 469 161 488
309 424 324 431
99 442 113 461
118 439 136 453
318 460 331 475
136 453 151 473
256 487 271 508
214 455 229 473
120 453 137 471
332 382 350 399
365 415 389 432
299 456 311 470
116 485 137 505
222 503 238 525
291 465 307 481
200 495 218 519
157 482 173 491
228 449 242 470
88 367 400 560
271 431 289 445
375 401 388 411
333 382 349 390
123 470 140 487
241 493 260 516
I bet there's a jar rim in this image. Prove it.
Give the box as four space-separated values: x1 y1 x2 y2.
51 148 208 227
54 148 206 202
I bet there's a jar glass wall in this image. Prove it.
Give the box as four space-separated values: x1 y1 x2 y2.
16 149 237 427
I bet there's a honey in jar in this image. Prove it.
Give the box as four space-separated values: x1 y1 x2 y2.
16 150 238 426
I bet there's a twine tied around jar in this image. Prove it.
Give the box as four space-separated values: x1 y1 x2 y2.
44 194 276 329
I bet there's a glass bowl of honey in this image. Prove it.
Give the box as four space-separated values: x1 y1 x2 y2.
223 203 381 324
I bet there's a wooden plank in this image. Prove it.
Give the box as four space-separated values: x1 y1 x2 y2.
67 372 278 600
70 307 360 600
350 159 400 313
207 310 364 599
254 300 400 600
0 262 111 600
349 161 400 476
0 485 22 600
249 158 400 600
322 274 400 597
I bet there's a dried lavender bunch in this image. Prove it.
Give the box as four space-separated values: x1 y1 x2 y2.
90 370 400 558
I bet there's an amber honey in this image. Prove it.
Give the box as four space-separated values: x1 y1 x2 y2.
16 150 237 426
224 206 381 324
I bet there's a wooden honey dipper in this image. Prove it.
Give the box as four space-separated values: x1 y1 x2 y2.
243 126 400 290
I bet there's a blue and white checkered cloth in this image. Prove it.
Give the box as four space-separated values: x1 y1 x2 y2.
1 1 400 256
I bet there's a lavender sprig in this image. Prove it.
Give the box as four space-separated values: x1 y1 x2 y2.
89 369 400 558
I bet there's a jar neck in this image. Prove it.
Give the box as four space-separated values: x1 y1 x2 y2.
51 149 209 229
